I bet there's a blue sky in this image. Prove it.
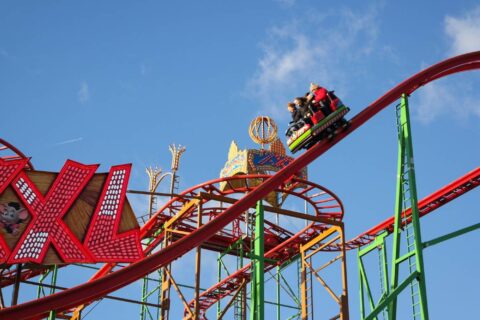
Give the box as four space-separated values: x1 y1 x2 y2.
1 1 479 319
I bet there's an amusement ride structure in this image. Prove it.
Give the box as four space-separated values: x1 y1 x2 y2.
0 51 479 320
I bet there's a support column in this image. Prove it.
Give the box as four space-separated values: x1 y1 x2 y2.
300 226 348 320
356 94 429 320
389 94 429 320
357 232 388 319
194 204 202 319
300 250 308 320
160 230 172 320
339 224 350 320
216 252 221 319
250 201 264 320
48 265 58 320
275 213 281 320
35 265 59 319
11 264 22 306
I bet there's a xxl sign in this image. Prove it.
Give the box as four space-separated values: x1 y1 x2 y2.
0 158 144 264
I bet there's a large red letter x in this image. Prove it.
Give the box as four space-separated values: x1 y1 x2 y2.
8 160 98 264
0 158 29 263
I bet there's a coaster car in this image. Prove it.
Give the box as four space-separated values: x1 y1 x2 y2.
286 92 350 153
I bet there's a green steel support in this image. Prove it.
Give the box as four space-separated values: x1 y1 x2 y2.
358 255 365 320
250 201 264 320
250 234 256 319
234 236 246 320
379 237 389 307
287 313 302 320
388 94 429 320
276 212 281 320
219 236 246 259
367 272 419 320
239 237 245 320
140 236 163 320
217 235 247 319
47 265 58 320
219 259 231 277
36 265 59 320
36 269 50 300
423 222 480 248
277 268 301 306
389 105 406 320
358 256 376 319
358 231 389 320
217 252 222 319
358 94 430 320
276 266 281 320
140 269 149 320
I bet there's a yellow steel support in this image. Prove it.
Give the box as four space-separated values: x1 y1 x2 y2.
300 249 308 320
194 204 202 319
160 199 200 320
300 224 349 320
163 268 194 319
163 199 200 229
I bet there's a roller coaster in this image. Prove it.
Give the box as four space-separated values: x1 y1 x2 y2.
0 51 479 320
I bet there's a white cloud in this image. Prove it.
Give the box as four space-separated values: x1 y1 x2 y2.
415 82 454 124
445 7 480 55
414 80 480 124
78 81 90 103
416 7 480 124
246 5 382 119
247 29 319 117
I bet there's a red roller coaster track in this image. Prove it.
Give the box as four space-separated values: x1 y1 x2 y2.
0 139 33 170
343 166 480 250
1 51 479 319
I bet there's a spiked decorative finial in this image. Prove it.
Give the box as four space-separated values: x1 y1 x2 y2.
169 144 186 172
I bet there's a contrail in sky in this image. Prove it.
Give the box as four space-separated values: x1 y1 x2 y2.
53 137 83 146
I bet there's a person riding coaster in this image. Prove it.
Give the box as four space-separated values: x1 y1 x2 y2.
285 83 350 153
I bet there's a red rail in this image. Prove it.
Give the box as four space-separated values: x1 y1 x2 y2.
0 138 33 170
337 167 480 250
1 51 479 319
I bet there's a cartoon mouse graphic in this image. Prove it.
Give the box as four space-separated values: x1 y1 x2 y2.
0 202 28 235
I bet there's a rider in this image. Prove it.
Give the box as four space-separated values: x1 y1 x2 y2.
307 83 332 117
293 96 313 123
308 82 349 128
286 102 304 136
287 102 302 123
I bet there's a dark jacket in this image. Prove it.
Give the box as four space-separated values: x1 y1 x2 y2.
290 108 302 123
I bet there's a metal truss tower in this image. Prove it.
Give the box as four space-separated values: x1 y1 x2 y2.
358 94 429 320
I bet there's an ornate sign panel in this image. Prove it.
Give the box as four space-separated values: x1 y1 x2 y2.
0 159 143 265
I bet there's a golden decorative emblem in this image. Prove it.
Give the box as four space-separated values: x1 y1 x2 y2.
248 116 278 149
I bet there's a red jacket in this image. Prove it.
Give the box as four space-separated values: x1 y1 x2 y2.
312 87 328 103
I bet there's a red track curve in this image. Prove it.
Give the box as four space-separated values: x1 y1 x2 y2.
1 51 480 319
342 167 480 250
0 138 33 170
